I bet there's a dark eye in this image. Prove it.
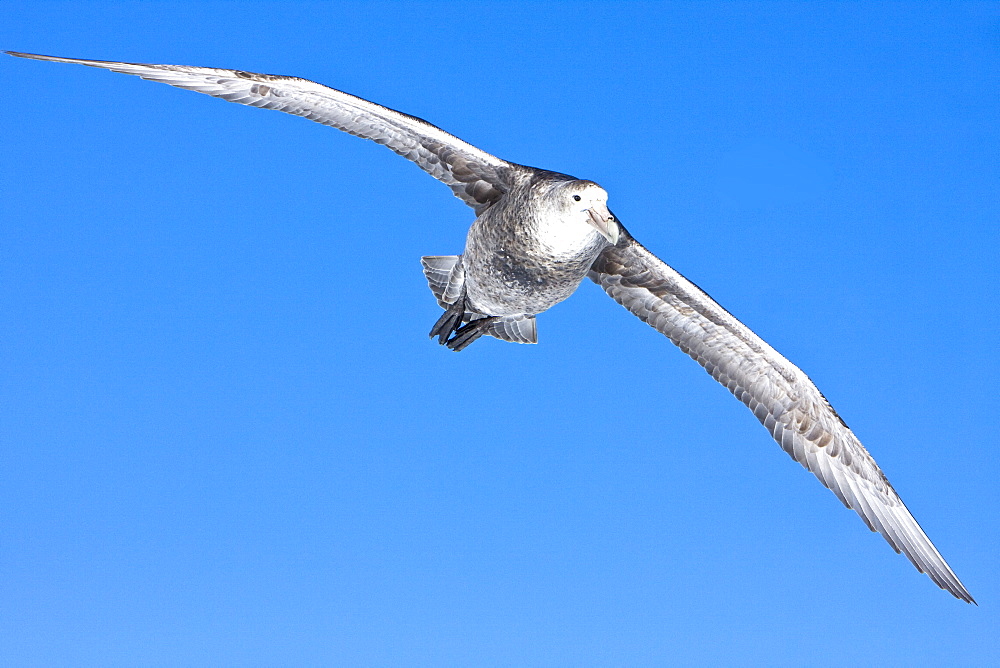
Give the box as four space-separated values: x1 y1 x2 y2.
572 195 581 201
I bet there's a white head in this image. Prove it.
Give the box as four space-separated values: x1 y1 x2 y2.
554 180 620 245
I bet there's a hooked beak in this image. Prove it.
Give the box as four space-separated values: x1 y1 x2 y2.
586 202 620 245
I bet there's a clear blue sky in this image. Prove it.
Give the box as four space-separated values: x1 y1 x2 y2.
2 2 997 665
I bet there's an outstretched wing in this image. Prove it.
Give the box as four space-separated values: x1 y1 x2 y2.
589 230 974 603
6 51 517 213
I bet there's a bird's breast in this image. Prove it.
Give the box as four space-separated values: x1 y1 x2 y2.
461 211 608 316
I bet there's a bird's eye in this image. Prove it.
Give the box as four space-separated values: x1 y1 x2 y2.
572 195 582 201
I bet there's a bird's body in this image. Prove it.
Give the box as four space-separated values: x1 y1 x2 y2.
463 175 612 317
425 173 618 349
5 50 975 603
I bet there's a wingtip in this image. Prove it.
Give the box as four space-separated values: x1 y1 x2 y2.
955 583 977 605
944 579 976 605
5 51 92 65
955 590 977 605
5 51 62 62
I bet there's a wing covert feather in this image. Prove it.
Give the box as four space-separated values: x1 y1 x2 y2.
7 51 516 213
589 232 974 603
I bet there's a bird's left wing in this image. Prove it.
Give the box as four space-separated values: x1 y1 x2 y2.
589 230 974 603
6 51 516 214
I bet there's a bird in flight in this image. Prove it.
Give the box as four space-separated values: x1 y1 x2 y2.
6 51 974 603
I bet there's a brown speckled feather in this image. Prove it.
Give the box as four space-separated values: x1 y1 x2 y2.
589 230 974 603
6 51 517 214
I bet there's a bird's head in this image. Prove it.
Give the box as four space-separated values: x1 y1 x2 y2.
556 180 620 245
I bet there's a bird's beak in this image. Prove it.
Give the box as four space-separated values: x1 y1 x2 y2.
587 202 620 245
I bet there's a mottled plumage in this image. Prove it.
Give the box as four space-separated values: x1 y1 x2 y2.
6 51 974 603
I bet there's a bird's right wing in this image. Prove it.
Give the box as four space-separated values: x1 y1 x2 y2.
6 51 518 214
589 231 974 603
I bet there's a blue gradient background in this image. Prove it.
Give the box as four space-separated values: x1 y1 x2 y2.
2 2 997 665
